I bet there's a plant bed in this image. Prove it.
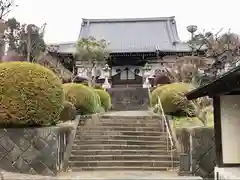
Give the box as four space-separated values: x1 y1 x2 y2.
0 62 81 175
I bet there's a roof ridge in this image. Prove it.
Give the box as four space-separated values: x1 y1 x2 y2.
82 16 175 23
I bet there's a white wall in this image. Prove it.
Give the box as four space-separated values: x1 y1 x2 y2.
111 66 143 76
220 95 240 164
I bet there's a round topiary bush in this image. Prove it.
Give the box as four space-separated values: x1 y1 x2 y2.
94 89 111 111
151 83 194 114
0 61 64 127
60 101 77 121
62 83 97 115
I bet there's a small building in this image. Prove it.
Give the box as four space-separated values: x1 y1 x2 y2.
49 17 205 87
186 65 240 179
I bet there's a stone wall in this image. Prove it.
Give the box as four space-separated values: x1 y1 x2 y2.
108 87 149 111
0 117 79 176
176 127 216 179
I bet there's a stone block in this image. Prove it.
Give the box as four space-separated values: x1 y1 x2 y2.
108 87 149 111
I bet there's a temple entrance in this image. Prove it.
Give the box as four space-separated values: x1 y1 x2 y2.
111 67 143 87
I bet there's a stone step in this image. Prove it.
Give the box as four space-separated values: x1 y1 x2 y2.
68 160 179 167
72 144 168 150
74 139 168 146
99 115 161 121
70 166 169 171
69 154 177 161
91 122 162 128
76 130 166 136
71 149 171 156
77 126 164 132
75 134 168 141
99 116 161 121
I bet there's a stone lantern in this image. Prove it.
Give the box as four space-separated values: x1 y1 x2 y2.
102 64 111 89
143 62 152 88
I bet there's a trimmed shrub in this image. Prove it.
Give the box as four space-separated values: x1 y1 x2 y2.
60 101 77 121
81 82 89 86
0 61 64 127
94 84 103 89
154 73 171 86
94 89 111 111
94 92 102 113
151 83 194 114
62 83 97 115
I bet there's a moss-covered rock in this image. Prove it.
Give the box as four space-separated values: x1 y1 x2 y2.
60 101 77 121
62 83 97 115
0 61 64 127
94 89 111 111
151 83 194 114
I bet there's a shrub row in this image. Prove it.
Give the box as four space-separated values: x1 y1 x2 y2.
62 83 111 115
0 61 111 127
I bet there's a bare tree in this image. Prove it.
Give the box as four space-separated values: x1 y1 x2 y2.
164 56 209 84
0 0 16 19
4 18 46 62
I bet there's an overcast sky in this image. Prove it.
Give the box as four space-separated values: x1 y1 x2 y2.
8 0 240 44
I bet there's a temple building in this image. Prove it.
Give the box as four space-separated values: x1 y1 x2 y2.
48 16 204 87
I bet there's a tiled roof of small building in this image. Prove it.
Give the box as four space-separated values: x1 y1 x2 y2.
48 42 76 54
49 17 196 54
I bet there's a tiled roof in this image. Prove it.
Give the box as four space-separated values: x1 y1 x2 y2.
48 42 76 54
50 17 195 54
79 16 191 53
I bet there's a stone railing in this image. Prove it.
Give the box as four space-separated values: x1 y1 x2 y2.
0 116 80 176
176 127 215 179
56 116 80 173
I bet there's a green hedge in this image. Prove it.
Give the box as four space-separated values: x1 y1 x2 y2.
59 101 77 121
62 83 98 115
151 83 194 114
94 89 111 111
0 62 64 127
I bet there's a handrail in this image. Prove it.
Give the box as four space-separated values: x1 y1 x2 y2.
157 96 174 148
156 96 175 170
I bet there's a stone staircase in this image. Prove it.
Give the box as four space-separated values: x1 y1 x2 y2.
68 114 179 171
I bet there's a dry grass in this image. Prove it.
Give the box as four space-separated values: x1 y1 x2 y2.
172 112 214 129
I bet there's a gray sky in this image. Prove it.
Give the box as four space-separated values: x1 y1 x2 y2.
9 0 239 44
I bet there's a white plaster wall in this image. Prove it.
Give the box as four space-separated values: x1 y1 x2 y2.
220 95 240 164
111 66 143 76
111 62 172 78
